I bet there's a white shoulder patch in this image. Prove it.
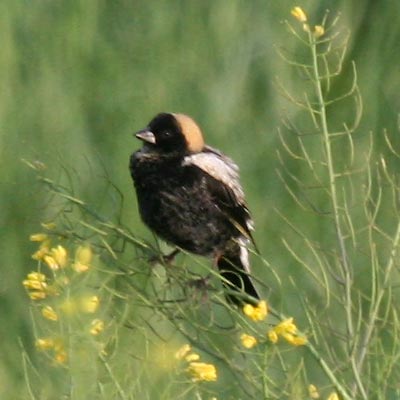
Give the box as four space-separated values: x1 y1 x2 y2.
182 147 245 202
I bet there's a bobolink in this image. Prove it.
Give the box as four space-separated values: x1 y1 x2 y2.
129 112 259 304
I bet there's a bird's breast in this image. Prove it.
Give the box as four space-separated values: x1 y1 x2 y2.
129 152 237 255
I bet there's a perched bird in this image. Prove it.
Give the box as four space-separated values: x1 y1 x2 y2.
129 112 259 304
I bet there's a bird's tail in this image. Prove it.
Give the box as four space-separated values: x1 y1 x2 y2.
217 241 260 305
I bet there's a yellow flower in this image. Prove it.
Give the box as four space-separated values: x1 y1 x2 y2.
175 344 192 360
243 300 268 322
50 245 68 268
32 241 51 260
80 295 100 313
240 333 258 349
23 272 47 290
291 6 307 22
29 291 47 300
268 317 307 346
30 233 48 242
284 334 307 346
327 392 339 400
43 255 59 270
41 222 56 230
185 353 200 362
36 338 55 350
274 317 297 335
267 330 278 344
27 271 46 282
43 245 68 270
73 245 93 272
55 349 68 364
187 362 217 382
23 280 44 290
308 384 320 399
23 272 48 300
73 262 90 273
314 25 325 38
90 319 105 335
36 337 68 364
41 306 58 321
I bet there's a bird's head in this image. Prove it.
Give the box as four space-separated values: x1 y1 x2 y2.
135 113 205 154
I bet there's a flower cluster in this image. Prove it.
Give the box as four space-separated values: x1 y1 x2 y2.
175 344 217 382
24 227 105 365
307 384 340 400
268 317 307 346
308 384 320 399
240 300 307 350
29 231 93 273
240 333 258 349
243 300 268 322
23 271 48 300
35 337 67 364
291 6 325 38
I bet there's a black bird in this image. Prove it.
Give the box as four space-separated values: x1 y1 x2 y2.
129 112 260 304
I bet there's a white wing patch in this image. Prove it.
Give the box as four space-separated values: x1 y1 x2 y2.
182 148 245 202
238 236 251 273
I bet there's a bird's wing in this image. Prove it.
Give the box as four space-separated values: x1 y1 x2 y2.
183 147 256 246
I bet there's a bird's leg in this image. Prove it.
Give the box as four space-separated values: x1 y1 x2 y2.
185 253 223 301
163 248 180 264
149 248 180 266
212 250 224 269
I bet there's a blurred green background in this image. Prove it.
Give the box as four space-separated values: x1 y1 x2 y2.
1 0 399 397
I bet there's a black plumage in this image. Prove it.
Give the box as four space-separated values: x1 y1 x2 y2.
129 112 259 304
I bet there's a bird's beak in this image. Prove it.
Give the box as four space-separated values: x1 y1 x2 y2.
135 129 156 144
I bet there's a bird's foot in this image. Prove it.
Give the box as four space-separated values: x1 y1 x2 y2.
186 275 212 302
187 274 211 290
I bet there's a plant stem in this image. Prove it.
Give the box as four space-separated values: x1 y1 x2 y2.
355 221 400 376
271 306 353 400
307 342 353 400
309 33 365 399
310 34 354 340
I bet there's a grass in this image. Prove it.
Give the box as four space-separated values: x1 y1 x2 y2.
2 1 400 399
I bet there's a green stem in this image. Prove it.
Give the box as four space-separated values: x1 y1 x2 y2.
355 220 400 375
310 33 354 341
306 342 353 400
309 33 361 399
262 347 270 399
100 354 129 400
270 305 353 400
